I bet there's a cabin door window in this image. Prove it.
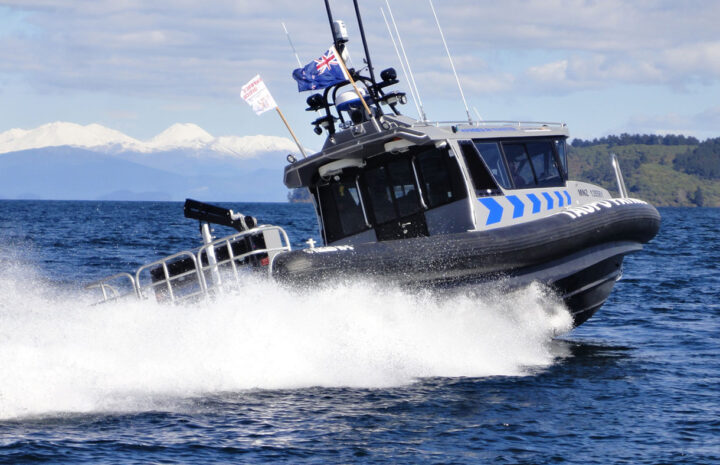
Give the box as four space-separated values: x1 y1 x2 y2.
364 166 396 224
363 157 428 241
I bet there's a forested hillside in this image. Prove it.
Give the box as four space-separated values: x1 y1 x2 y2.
568 134 720 207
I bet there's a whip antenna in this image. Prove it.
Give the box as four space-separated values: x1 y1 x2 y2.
352 0 378 89
381 7 421 120
281 22 303 67
473 106 483 121
428 0 472 123
385 0 427 122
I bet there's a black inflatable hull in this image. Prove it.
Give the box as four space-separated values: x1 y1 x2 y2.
272 201 661 326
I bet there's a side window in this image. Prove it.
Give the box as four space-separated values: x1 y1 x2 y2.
459 142 501 196
473 142 511 189
526 141 562 186
503 143 536 188
415 146 467 207
317 177 367 243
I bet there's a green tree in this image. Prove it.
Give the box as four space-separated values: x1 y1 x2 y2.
674 137 720 179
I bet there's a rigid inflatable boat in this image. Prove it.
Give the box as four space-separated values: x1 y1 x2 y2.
87 2 660 327
271 114 660 325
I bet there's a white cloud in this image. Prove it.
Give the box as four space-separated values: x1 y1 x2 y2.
661 41 720 83
526 60 568 83
1 0 718 100
621 105 720 139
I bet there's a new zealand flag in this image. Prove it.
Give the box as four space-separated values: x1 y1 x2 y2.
292 47 348 92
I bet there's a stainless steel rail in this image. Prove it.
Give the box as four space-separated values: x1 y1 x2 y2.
415 120 567 128
136 250 206 303
85 272 139 303
85 225 292 305
611 153 629 198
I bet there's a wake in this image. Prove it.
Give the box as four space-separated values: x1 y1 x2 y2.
0 264 572 419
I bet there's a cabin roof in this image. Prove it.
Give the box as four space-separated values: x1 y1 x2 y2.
283 114 569 189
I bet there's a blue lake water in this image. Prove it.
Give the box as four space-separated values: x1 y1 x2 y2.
0 200 718 464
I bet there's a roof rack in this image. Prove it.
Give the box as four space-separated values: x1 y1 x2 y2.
415 120 567 128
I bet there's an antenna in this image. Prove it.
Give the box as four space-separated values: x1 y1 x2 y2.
281 22 303 68
428 0 472 123
324 0 340 52
473 106 483 121
352 0 379 89
380 7 421 119
385 0 427 122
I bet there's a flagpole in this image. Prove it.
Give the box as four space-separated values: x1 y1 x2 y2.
241 74 308 160
275 106 308 159
333 47 380 131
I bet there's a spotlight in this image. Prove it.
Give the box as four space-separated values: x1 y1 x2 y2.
306 94 324 111
380 67 397 82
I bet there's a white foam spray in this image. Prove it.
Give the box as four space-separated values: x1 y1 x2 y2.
0 265 573 419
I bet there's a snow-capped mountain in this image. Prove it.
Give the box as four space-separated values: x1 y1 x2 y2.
0 122 305 202
0 122 298 157
147 123 214 151
0 122 143 154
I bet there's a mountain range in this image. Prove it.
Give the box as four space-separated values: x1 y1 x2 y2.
0 122 299 202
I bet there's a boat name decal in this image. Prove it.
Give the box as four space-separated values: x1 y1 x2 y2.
577 188 605 198
559 198 647 219
304 245 355 254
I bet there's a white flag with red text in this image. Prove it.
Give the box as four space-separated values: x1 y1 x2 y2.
241 75 277 115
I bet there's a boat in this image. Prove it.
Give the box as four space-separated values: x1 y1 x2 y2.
87 2 660 327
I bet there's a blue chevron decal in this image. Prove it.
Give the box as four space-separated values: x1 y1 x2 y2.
542 192 555 210
554 190 565 207
506 195 525 218
478 198 504 225
526 193 542 214
564 190 572 205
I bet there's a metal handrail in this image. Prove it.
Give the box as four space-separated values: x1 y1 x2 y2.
199 247 292 286
88 225 292 305
135 250 207 301
85 272 138 303
197 225 291 270
415 120 566 128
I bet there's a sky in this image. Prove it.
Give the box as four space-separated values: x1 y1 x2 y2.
1 0 719 151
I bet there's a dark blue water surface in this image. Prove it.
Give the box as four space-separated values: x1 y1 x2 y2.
0 201 718 464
